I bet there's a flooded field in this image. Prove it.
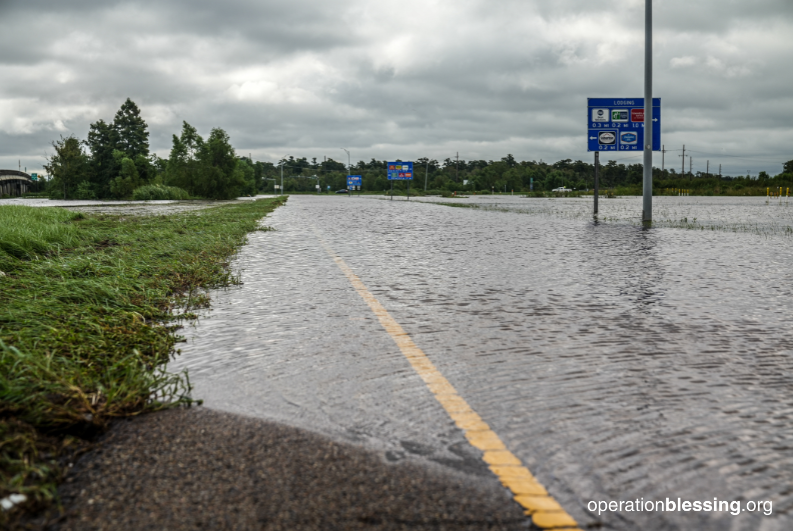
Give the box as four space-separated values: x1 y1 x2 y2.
412 194 793 236
0 195 277 215
167 194 791 530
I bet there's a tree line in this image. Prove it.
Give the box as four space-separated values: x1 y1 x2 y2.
45 99 259 200
269 155 793 194
42 99 792 198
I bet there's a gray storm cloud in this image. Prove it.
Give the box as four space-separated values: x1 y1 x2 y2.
1 0 791 175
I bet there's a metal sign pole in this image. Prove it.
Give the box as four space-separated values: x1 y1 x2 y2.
594 152 599 215
642 0 653 222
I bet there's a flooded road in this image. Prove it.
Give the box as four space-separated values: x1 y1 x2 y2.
171 195 793 530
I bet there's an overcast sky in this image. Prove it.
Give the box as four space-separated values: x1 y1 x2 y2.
2 0 792 176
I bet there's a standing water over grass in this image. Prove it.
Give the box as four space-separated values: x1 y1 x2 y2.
413 195 793 235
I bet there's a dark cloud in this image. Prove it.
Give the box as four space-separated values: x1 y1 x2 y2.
1 0 792 175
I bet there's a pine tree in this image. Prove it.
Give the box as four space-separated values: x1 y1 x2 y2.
113 98 149 159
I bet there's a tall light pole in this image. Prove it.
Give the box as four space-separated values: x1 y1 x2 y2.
280 159 283 196
642 0 653 223
341 148 350 174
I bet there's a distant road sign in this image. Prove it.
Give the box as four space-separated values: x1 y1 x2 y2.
387 162 413 180
588 98 661 152
347 175 362 187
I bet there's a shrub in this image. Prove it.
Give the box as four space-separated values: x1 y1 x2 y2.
131 184 190 201
75 181 97 200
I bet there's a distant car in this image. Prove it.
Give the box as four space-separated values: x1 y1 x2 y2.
335 189 349 194
551 187 572 192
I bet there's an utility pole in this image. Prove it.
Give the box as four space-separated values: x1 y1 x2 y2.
661 145 668 172
690 157 693 180
425 159 429 191
719 164 722 180
680 144 686 178
280 161 283 196
642 0 653 222
456 152 459 183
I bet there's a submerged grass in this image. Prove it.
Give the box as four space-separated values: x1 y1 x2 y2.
0 197 286 526
425 197 793 237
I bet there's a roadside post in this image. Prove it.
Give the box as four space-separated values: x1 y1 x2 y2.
387 162 414 202
594 152 599 214
643 0 653 222
587 1 657 221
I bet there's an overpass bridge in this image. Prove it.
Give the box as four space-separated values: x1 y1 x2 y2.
0 170 34 196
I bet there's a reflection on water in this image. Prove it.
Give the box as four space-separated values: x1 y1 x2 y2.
171 195 793 531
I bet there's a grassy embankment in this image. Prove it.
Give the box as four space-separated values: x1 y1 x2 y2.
0 197 286 525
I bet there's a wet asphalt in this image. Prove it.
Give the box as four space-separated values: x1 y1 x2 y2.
52 407 527 531
137 195 790 530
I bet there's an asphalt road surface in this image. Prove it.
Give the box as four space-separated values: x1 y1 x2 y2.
169 195 793 530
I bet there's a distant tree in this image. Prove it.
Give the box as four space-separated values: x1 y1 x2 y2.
166 121 204 195
235 158 256 195
113 98 149 159
86 119 119 197
784 160 793 174
109 150 141 198
44 135 89 199
194 128 246 199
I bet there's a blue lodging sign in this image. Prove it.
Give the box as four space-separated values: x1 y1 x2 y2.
387 162 413 180
588 98 661 152
347 175 362 187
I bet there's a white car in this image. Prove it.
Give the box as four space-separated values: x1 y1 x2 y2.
551 187 572 192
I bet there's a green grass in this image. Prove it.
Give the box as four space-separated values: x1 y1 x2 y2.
131 184 191 200
0 197 286 525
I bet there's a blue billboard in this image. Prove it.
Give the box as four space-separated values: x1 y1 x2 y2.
588 98 661 152
347 175 362 187
387 162 413 180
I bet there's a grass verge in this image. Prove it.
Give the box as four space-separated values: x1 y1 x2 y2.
0 197 286 526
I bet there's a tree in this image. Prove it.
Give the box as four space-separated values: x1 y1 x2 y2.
194 128 245 199
109 151 141 199
235 158 256 196
86 119 119 198
44 135 89 199
784 160 793 174
166 121 204 195
113 98 149 159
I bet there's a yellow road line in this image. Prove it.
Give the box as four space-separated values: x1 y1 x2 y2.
313 231 581 530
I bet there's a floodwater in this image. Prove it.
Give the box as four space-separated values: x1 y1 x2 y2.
0 195 276 215
170 195 793 530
